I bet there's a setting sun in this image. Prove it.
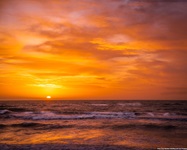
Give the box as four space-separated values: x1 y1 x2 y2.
46 96 51 99
0 0 186 150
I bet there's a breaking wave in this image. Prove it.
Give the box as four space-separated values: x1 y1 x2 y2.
1 109 187 121
0 109 12 114
111 124 177 130
0 122 74 129
117 102 142 107
90 104 108 106
12 111 136 120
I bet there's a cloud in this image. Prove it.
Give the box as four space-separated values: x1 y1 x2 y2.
0 0 187 99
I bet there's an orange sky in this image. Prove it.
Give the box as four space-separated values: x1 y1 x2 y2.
0 0 187 100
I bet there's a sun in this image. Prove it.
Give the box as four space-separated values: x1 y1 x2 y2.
46 96 51 99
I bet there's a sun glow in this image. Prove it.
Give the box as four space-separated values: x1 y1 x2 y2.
46 96 51 99
0 0 186 100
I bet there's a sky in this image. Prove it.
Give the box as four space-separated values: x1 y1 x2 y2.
0 0 187 100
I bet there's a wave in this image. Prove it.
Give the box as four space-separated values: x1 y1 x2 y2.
0 124 6 128
90 104 108 106
0 107 31 113
133 112 178 118
0 122 178 131
0 109 12 115
117 102 142 107
0 121 178 131
111 124 177 130
12 111 136 120
2 109 187 121
12 122 42 127
0 122 74 130
0 122 41 128
8 108 30 112
0 144 143 150
145 112 181 118
135 112 187 121
89 112 135 118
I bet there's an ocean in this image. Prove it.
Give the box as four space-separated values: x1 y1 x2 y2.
0 100 187 150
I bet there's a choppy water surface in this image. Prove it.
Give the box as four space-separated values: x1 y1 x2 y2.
0 100 187 150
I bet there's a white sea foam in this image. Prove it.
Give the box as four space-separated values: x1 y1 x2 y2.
118 102 142 107
13 111 136 120
139 112 183 120
23 111 34 115
147 112 155 117
91 104 108 106
90 112 135 119
163 112 177 117
163 113 170 116
12 110 186 121
0 109 11 114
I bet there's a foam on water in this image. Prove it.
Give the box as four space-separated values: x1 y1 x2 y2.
0 100 187 149
0 109 11 114
138 112 187 121
1 109 186 121
1 101 187 122
90 104 108 106
12 111 136 120
117 102 142 106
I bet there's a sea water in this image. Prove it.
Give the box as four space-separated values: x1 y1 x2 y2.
0 100 187 150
